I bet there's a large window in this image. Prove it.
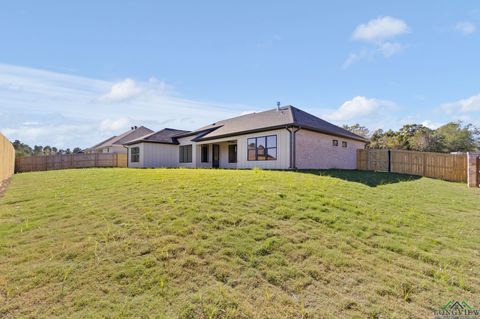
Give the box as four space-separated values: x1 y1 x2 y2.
201 145 209 162
247 135 277 161
228 144 237 163
179 145 192 163
131 147 140 163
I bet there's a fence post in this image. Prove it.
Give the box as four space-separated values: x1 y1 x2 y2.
467 153 479 188
94 153 98 167
387 150 391 172
423 152 427 176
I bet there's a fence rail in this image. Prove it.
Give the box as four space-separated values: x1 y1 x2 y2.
15 153 128 173
357 149 467 183
0 133 15 182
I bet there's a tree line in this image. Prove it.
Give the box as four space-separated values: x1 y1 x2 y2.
343 121 479 153
12 140 83 157
11 121 479 157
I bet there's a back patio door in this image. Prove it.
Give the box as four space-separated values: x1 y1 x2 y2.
212 144 220 168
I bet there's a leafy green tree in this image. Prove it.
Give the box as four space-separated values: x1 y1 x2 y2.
33 145 44 156
369 129 402 149
342 124 370 138
12 140 33 157
435 122 479 152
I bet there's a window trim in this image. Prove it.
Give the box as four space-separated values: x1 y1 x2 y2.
130 147 140 163
228 144 237 163
179 145 193 163
247 135 277 161
201 144 209 163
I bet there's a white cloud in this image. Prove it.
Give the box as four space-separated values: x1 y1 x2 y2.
378 42 405 57
342 49 372 69
344 16 409 68
352 16 409 43
440 93 480 114
99 118 131 131
0 64 252 148
421 120 442 129
455 21 476 36
324 96 396 121
98 78 143 102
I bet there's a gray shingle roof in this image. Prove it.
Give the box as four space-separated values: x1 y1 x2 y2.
176 106 366 142
89 126 154 150
125 128 190 145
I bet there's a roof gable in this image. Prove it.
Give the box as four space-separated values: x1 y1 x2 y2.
89 126 154 150
289 106 366 141
183 106 366 142
125 128 190 145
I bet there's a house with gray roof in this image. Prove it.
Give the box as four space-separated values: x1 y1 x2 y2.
124 105 367 169
86 126 154 154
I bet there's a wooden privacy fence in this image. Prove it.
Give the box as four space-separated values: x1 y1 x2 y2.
15 153 128 173
0 133 15 182
357 149 468 183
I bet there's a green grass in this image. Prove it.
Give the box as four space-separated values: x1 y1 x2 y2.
0 168 479 318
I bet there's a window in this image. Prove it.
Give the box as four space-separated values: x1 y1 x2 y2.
179 145 192 163
247 135 277 161
332 139 339 147
131 147 140 163
201 145 209 162
342 141 348 148
228 144 237 163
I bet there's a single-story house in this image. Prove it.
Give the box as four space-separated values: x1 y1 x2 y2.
124 105 367 169
86 126 153 154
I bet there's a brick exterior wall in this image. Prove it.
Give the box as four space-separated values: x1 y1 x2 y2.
295 129 366 169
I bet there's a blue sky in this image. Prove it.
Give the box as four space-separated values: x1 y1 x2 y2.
0 0 479 148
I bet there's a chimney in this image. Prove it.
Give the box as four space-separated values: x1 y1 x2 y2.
277 101 280 111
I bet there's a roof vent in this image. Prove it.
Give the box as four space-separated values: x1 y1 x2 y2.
277 101 280 111
135 126 138 129
131 126 134 130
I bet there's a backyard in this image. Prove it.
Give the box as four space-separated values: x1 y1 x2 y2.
0 168 479 318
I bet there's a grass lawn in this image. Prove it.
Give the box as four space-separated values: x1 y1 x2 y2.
0 168 479 318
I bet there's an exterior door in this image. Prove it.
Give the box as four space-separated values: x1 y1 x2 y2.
212 144 220 168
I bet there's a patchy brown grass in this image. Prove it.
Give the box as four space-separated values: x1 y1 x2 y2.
0 168 479 318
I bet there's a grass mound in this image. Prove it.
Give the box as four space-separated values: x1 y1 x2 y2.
0 168 479 318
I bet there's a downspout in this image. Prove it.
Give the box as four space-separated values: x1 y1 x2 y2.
292 127 300 169
286 126 301 169
286 126 294 169
123 145 129 168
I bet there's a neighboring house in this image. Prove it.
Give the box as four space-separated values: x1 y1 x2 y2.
124 106 367 169
86 126 154 154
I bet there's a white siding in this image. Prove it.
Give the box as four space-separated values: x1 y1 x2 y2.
127 143 144 168
198 128 291 169
99 145 127 154
196 144 212 168
143 143 180 168
176 136 197 168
